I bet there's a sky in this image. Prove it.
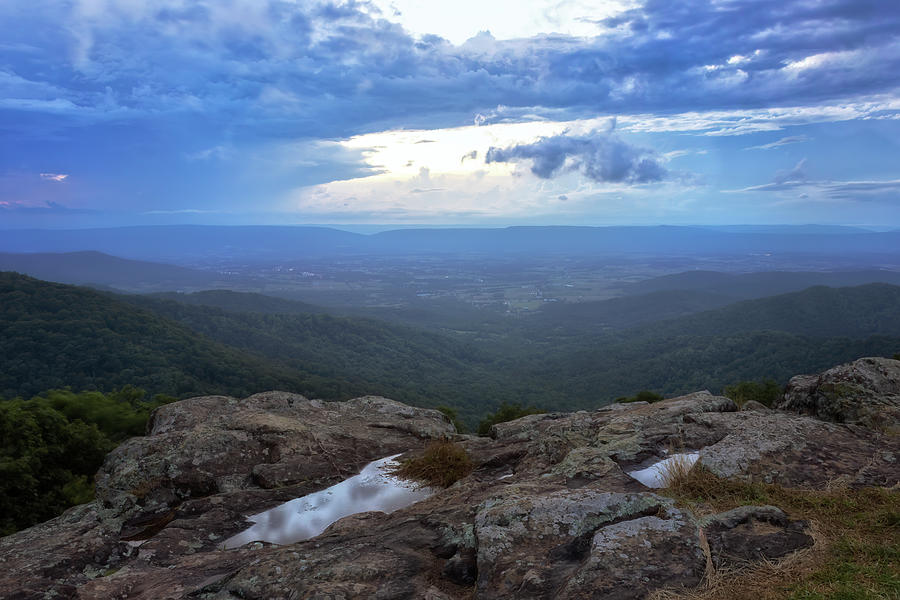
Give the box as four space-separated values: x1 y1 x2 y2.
1 0 899 229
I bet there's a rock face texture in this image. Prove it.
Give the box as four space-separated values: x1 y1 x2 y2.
1 358 898 599
779 356 900 428
94 392 455 539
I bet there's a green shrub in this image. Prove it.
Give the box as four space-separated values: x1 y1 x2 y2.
477 403 544 436
723 379 781 407
615 390 665 404
0 386 172 534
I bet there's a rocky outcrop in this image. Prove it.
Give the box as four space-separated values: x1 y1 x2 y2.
1 359 898 599
95 392 455 536
779 356 900 428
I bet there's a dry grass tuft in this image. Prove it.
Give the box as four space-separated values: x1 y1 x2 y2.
649 467 899 600
659 452 699 490
392 440 474 488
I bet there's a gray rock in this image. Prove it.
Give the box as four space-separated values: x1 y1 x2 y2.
741 400 770 411
697 410 900 487
474 489 704 599
779 357 900 428
561 511 706 599
702 505 814 567
94 392 454 531
1 364 897 599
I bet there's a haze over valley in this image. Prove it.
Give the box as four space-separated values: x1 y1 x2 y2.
1 1 899 598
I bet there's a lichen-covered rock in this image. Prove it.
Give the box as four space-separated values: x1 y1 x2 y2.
2 361 897 599
474 489 704 599
0 503 131 598
560 511 705 599
780 357 900 428
696 410 900 487
94 392 454 530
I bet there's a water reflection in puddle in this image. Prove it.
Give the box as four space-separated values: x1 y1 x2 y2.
224 454 433 549
626 452 700 488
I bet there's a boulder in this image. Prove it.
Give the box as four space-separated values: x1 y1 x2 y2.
474 489 706 599
741 400 770 412
94 392 455 531
695 410 900 487
701 505 814 567
780 357 900 428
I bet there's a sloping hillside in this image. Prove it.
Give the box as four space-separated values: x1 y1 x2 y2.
0 251 227 291
0 272 314 399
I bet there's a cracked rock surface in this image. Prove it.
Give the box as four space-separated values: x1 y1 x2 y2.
1 358 898 599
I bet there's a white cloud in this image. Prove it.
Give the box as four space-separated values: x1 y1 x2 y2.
745 135 810 151
40 173 69 182
367 0 635 45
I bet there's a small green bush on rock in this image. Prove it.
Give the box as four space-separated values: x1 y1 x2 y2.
723 379 781 408
616 390 665 404
477 403 544 435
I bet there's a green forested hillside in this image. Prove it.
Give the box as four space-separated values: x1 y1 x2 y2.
2 272 900 535
122 294 511 418
148 290 320 315
0 273 514 425
524 331 899 411
528 289 736 335
518 284 900 408
3 271 900 427
0 272 316 399
0 388 171 535
639 284 900 339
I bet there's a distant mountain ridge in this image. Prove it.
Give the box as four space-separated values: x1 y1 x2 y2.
625 269 900 299
1 225 899 260
0 251 226 291
0 272 310 400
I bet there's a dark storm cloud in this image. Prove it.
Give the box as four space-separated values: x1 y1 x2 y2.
2 0 899 140
485 128 667 183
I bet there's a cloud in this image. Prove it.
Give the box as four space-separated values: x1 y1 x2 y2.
0 200 92 213
774 159 809 185
485 125 667 184
185 145 231 161
39 173 68 182
739 178 900 201
2 0 900 225
745 135 810 150
732 159 900 201
2 0 899 140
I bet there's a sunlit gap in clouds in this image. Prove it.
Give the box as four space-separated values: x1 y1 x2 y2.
366 0 636 45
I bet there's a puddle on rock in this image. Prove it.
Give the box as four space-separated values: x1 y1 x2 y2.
224 454 433 549
626 452 700 488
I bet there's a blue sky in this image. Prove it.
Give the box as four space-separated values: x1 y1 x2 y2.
1 0 899 228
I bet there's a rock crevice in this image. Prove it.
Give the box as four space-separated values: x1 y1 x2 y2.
1 358 898 599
